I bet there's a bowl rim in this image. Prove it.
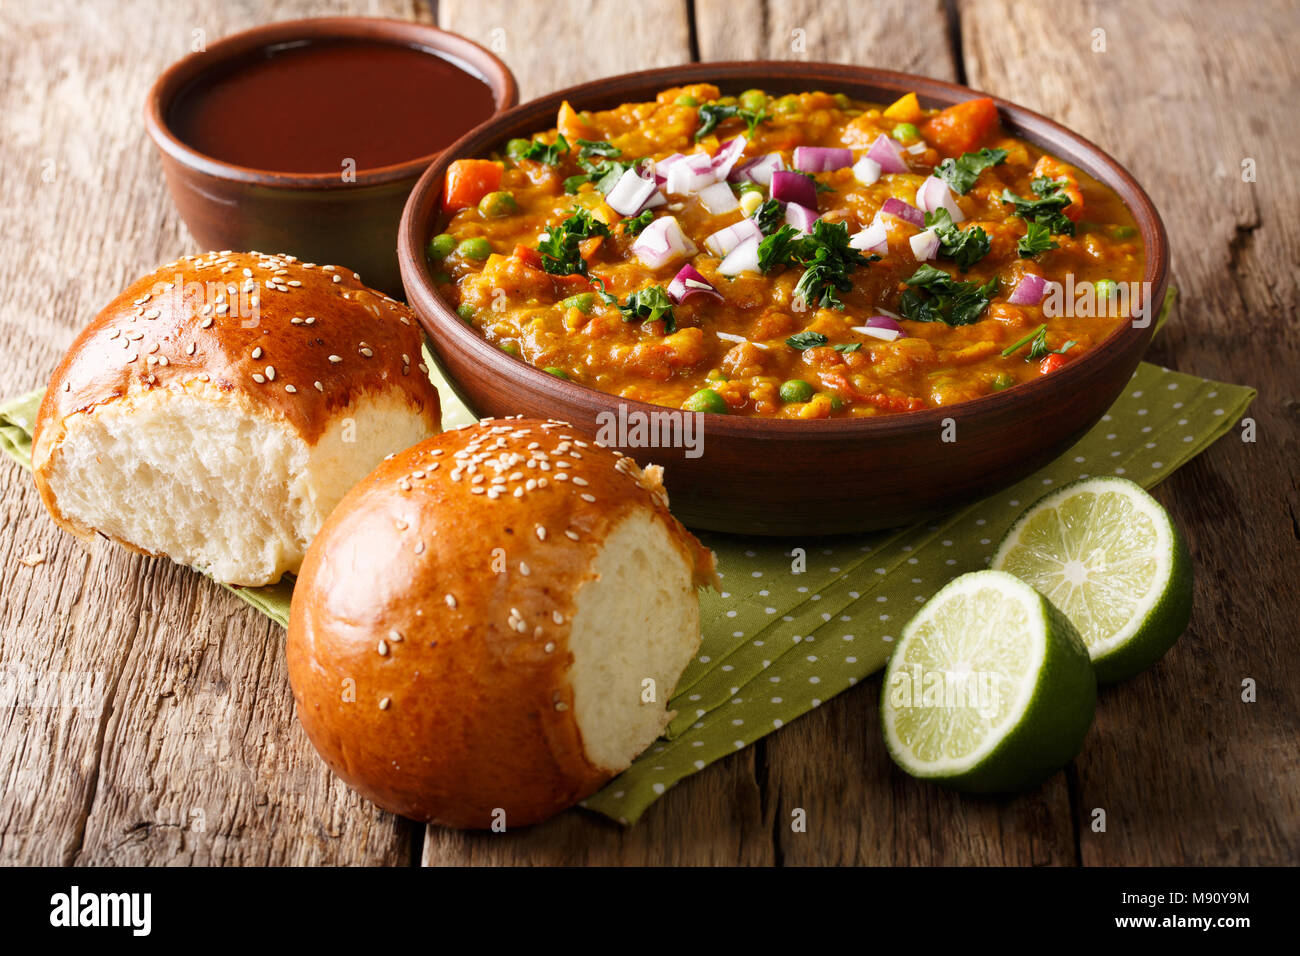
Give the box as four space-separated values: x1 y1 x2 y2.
144 16 519 190
398 60 1169 442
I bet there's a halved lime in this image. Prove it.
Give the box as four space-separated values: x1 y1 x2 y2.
880 570 1096 792
992 477 1193 683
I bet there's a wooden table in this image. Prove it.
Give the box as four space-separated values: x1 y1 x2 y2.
1 0 1295 866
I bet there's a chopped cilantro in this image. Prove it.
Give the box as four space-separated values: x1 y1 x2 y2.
620 209 655 236
1018 219 1059 258
695 103 769 140
537 208 610 277
576 139 621 160
932 147 1008 194
834 342 862 354
1025 327 1078 362
751 198 785 235
924 208 991 269
521 133 570 166
619 285 676 332
758 221 874 310
1001 176 1076 237
899 264 998 326
786 331 829 350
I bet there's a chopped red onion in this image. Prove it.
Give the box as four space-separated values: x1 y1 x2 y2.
605 167 658 216
711 137 749 181
697 181 740 215
915 176 965 223
866 134 909 174
855 326 903 342
730 152 784 186
852 155 882 186
793 146 853 172
1007 273 1048 306
784 202 819 234
667 263 723 304
704 217 763 257
881 197 924 228
771 170 818 209
718 236 761 276
665 151 718 195
632 215 695 268
849 221 888 254
655 152 685 185
909 228 940 261
865 315 904 332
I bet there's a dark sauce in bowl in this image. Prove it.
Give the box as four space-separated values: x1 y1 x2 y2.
168 39 497 174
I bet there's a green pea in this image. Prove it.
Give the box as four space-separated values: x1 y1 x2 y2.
779 379 815 403
457 303 476 322
674 94 699 107
682 388 729 414
991 372 1016 391
500 342 521 356
706 369 729 382
561 292 596 313
504 138 531 162
817 392 845 411
738 88 767 112
1095 279 1120 303
833 93 852 110
426 233 456 261
774 94 800 114
737 181 764 196
1111 224 1137 239
894 122 920 142
543 366 569 379
455 237 493 260
478 190 519 219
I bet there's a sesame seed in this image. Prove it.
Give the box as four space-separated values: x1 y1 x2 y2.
186 343 196 355
414 541 425 555
265 365 275 380
445 594 457 608
535 526 547 541
379 697 391 710
252 373 266 384
580 493 595 503
360 347 373 358
554 701 568 711
200 317 214 328
544 642 556 653
551 610 564 625
388 630 403 642
328 355 342 363
571 476 589 486
519 562 530 576
252 347 263 359
313 381 323 392
377 640 389 656
284 384 297 394
565 530 579 540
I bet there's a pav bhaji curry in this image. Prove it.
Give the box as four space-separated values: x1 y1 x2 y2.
430 84 1145 418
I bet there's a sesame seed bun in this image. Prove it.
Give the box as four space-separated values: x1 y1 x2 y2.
286 419 717 829
32 251 441 585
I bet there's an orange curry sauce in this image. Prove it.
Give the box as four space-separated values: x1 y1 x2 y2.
432 84 1144 418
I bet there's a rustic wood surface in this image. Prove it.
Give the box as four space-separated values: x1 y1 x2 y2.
0 0 1295 866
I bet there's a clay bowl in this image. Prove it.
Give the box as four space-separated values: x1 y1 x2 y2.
145 17 517 297
398 62 1168 536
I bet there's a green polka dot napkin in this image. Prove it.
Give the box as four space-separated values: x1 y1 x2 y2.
0 303 1255 825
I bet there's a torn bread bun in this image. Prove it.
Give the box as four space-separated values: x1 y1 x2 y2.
32 251 441 586
286 419 718 829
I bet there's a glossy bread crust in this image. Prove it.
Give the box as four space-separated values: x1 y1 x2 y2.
286 418 716 829
32 250 440 540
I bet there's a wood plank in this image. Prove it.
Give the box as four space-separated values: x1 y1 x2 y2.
960 0 1300 864
421 0 781 865
688 0 1077 865
694 0 957 81
0 0 429 866
437 0 693 101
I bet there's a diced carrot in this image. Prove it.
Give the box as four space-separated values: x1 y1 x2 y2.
557 101 597 141
444 159 503 213
882 92 922 122
1032 155 1085 221
512 244 543 270
921 97 1000 155
579 235 604 260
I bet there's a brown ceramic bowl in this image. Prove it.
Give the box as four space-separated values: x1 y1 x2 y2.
398 62 1169 536
145 17 516 297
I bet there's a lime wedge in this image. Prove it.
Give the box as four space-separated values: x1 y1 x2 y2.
992 477 1193 683
880 570 1096 792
